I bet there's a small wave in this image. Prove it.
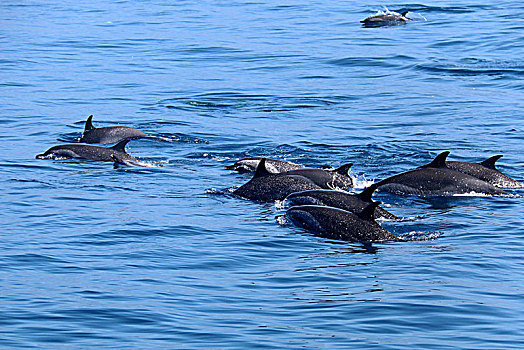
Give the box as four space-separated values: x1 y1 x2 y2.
158 92 351 113
451 191 519 198
416 58 524 78
397 231 442 241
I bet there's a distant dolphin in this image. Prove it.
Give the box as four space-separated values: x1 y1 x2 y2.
361 10 410 27
376 151 509 196
78 115 148 144
36 139 143 166
281 163 354 190
233 158 321 201
286 202 398 242
286 184 398 220
446 155 523 189
225 157 303 173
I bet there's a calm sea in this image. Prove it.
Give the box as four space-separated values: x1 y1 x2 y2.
2 1 523 348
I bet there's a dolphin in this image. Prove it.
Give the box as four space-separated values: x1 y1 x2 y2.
36 139 143 166
225 157 303 173
78 115 148 144
286 202 398 242
281 163 354 190
286 184 398 220
361 10 410 27
233 158 322 201
446 155 523 189
376 151 509 196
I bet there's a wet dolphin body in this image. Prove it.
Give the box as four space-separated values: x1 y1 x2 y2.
446 155 523 189
376 151 509 196
36 139 143 166
225 157 303 173
286 202 398 242
233 158 321 201
361 10 410 27
78 115 148 144
286 184 398 220
281 163 354 190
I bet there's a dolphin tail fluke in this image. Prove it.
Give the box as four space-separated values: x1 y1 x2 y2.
356 183 378 202
358 201 381 221
334 162 353 176
424 151 450 169
480 155 503 170
253 158 271 178
111 138 132 153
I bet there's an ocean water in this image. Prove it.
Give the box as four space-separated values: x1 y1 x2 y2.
2 1 524 348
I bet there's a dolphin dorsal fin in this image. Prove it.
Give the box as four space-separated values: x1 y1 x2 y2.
358 201 381 221
334 163 353 176
401 11 409 17
480 155 502 170
111 139 131 153
84 115 95 133
356 184 378 202
425 151 450 168
253 158 271 178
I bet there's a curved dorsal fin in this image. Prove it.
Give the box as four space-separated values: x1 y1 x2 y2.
84 115 95 133
111 139 131 153
356 183 378 202
334 163 353 176
358 201 381 221
253 158 271 178
401 11 409 17
424 151 450 168
480 155 502 170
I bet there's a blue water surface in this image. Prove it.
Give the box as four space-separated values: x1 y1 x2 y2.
1 1 524 348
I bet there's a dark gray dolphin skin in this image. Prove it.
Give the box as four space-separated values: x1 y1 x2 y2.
377 151 509 196
233 158 321 201
36 139 143 166
225 157 303 173
78 115 148 144
281 163 353 190
286 184 398 220
361 10 410 27
446 155 523 189
286 202 398 242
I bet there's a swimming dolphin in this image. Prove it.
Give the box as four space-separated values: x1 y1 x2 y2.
286 184 398 220
78 115 148 144
281 163 354 190
233 158 321 201
376 151 509 196
225 157 303 173
446 155 523 189
361 10 410 27
36 139 143 166
286 202 398 242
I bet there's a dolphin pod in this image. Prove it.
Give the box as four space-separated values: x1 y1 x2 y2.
78 115 148 144
36 116 521 244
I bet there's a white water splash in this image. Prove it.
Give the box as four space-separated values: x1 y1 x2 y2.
274 199 287 210
351 174 375 189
